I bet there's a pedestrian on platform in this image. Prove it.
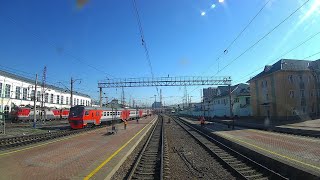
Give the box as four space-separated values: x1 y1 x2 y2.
200 116 205 127
124 120 128 130
136 118 139 124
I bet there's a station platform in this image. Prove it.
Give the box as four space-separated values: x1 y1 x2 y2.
181 117 320 177
0 115 157 180
203 117 320 137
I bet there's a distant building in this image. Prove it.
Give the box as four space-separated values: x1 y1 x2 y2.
0 70 92 116
152 102 162 109
203 87 218 103
208 83 251 117
248 59 320 120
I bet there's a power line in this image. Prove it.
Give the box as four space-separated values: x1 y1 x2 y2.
132 0 159 96
303 50 320 59
189 0 310 94
233 29 320 84
189 0 272 93
203 0 272 74
212 0 310 77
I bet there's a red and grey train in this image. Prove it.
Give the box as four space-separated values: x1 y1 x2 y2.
68 105 152 129
10 106 70 122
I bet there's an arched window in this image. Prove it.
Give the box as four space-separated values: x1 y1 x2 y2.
4 105 10 119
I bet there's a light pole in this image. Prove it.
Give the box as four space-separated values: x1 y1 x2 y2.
70 78 81 107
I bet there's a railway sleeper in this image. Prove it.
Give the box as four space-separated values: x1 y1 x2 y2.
244 173 265 179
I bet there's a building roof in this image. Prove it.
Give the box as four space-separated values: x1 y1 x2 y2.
248 59 312 82
0 70 90 98
212 83 249 98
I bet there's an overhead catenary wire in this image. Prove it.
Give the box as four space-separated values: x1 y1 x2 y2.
205 0 272 73
189 0 310 94
233 29 320 84
132 0 159 97
303 50 320 59
212 0 310 77
189 0 272 93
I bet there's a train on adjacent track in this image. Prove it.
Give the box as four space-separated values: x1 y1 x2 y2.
10 106 70 122
68 105 152 129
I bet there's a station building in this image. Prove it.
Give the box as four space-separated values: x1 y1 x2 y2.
0 70 92 115
248 59 320 120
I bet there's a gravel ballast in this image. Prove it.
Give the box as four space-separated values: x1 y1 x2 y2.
164 115 236 180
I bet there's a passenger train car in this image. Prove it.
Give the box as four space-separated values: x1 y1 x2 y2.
68 105 152 129
10 106 70 122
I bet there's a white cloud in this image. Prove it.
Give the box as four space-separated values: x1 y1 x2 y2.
201 11 206 16
211 4 216 9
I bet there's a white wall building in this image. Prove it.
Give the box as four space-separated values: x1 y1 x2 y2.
0 70 92 115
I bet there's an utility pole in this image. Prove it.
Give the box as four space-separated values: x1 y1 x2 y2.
70 77 81 107
229 84 234 129
33 74 38 128
70 77 73 107
99 87 102 107
228 85 233 118
160 89 162 107
121 87 125 108
41 66 46 122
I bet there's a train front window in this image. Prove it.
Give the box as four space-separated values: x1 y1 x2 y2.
69 106 84 117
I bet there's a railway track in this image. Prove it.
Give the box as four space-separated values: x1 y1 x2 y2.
0 126 104 150
185 116 320 138
128 115 164 180
173 116 287 180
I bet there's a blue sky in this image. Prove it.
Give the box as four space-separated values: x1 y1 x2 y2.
0 0 320 106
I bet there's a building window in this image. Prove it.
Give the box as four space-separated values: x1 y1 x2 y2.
299 75 303 82
308 76 312 83
77 99 79 105
23 88 27 100
5 84 11 98
50 94 54 103
66 97 69 105
265 80 268 87
246 97 250 104
261 81 264 88
310 90 314 97
61 96 64 104
0 83 2 97
300 90 305 98
266 93 269 101
289 90 295 98
57 95 60 104
312 103 315 113
15 87 21 99
74 98 76 105
31 90 35 100
45 93 49 103
37 91 41 101
288 75 294 83
302 107 306 114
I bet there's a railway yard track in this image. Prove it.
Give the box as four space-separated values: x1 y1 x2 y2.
127 115 164 180
0 125 105 150
172 116 287 180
